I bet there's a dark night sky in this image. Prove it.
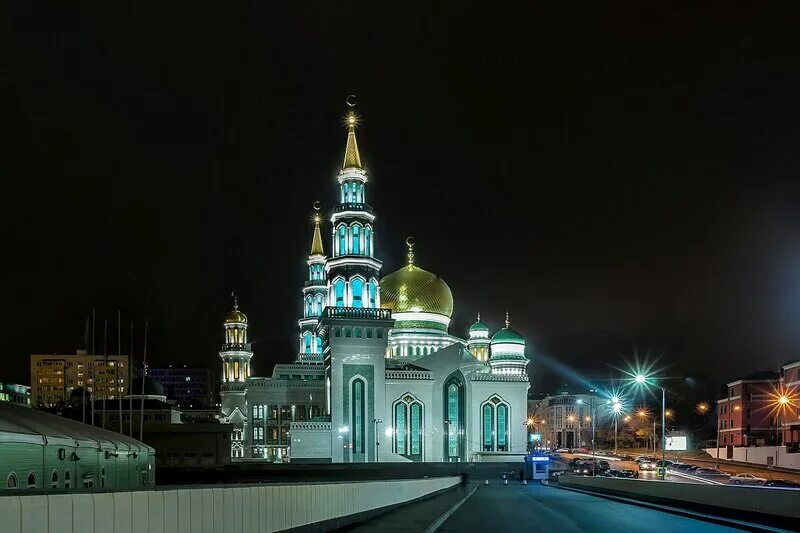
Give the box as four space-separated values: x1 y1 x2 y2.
2 4 800 402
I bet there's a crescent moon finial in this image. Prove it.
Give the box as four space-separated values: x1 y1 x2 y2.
313 201 321 212
231 290 239 310
405 236 415 265
346 94 357 108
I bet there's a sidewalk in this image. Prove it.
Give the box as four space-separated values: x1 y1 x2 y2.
343 482 476 532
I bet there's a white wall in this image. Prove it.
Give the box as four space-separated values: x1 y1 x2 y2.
290 426 332 459
0 476 460 533
703 446 800 469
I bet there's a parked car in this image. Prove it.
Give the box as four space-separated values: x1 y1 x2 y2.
555 448 570 453
617 454 634 461
728 473 766 485
602 469 621 477
693 468 730 481
618 469 639 478
763 479 800 488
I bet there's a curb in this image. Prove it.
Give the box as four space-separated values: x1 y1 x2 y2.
423 482 479 533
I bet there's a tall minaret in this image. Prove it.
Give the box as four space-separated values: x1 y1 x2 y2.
326 96 382 309
219 292 252 458
298 203 328 361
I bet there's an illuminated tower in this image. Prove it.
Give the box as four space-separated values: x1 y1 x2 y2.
298 204 328 361
489 311 528 376
326 99 382 308
219 292 252 458
467 313 491 362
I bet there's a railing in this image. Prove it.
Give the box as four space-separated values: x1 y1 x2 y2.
324 307 392 320
290 420 332 431
333 202 375 215
221 343 251 352
472 372 529 382
304 279 327 287
385 370 433 380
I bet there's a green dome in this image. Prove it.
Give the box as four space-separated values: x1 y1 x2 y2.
469 320 489 334
491 327 525 345
380 264 454 318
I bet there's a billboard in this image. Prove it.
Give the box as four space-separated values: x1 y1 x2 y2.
665 436 688 451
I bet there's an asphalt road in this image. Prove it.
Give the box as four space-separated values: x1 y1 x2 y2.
438 482 744 533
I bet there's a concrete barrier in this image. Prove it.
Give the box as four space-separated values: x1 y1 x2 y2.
0 476 460 533
556 475 800 522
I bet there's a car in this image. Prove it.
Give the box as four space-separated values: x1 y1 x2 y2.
555 448 570 453
729 473 766 485
602 469 621 477
639 460 656 471
618 469 638 478
693 468 730 480
617 454 634 461
667 462 685 471
763 479 800 488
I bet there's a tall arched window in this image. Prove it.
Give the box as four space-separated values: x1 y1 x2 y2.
64 470 70 489
304 333 312 353
316 294 324 315
351 378 366 460
306 296 313 317
6 473 17 489
444 375 464 461
482 404 494 451
359 184 365 203
338 226 346 255
497 404 508 451
234 360 240 380
365 227 372 256
51 470 59 488
369 279 377 308
27 472 36 489
315 335 323 353
351 225 361 254
334 279 345 307
410 402 423 457
351 278 364 308
395 402 406 455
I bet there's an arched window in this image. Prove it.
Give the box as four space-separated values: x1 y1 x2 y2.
369 280 377 308
304 333 312 353
306 296 313 317
51 470 59 488
64 470 70 489
316 294 324 315
359 184 365 203
395 402 406 455
6 473 17 489
351 378 366 460
365 227 372 256
351 278 364 308
351 225 361 254
444 376 463 461
224 361 229 381
482 404 494 451
410 402 423 457
27 472 36 489
338 226 346 255
100 467 106 488
497 404 509 451
234 360 239 380
315 335 323 353
334 279 345 307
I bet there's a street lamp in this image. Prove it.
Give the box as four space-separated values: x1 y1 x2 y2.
634 374 668 480
612 400 623 454
372 418 382 463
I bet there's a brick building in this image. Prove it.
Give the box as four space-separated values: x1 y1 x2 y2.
717 371 780 447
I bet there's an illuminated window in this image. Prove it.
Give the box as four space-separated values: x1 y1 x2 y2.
335 279 345 307
365 227 371 256
352 378 366 457
315 336 323 353
316 294 324 315
483 404 494 451
306 296 313 317
368 282 376 308
234 361 239 380
351 278 364 308
338 226 346 255
352 225 361 254
224 362 229 381
304 333 312 353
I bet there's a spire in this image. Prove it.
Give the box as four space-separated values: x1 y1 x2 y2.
342 95 363 170
505 310 510 328
477 312 481 322
310 201 325 255
406 236 415 266
232 291 239 311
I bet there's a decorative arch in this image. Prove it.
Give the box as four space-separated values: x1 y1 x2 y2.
26 472 36 489
332 277 346 307
51 469 59 488
6 472 17 489
348 375 368 462
336 225 347 256
349 275 366 308
63 469 70 489
480 395 510 452
393 393 424 461
350 223 362 255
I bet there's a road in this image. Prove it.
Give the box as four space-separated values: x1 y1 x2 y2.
438 481 744 533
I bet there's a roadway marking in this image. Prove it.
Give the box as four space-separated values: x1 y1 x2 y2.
423 482 479 533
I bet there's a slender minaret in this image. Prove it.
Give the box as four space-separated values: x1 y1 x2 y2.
298 203 329 361
467 312 491 362
326 96 382 310
219 292 252 458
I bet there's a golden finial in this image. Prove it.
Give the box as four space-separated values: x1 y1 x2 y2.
231 291 239 310
405 236 415 265
505 310 510 328
310 201 325 255
342 95 363 170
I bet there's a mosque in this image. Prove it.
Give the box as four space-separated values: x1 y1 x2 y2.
218 101 530 463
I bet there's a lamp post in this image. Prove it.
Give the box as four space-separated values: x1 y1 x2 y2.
611 399 622 455
372 418 382 463
635 374 667 480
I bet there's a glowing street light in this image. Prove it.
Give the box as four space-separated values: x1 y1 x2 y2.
696 402 709 414
635 374 647 384
665 409 674 418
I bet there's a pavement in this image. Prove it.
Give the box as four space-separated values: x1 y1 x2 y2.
349 480 771 532
438 481 746 533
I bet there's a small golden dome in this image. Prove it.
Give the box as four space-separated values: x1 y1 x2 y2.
380 264 454 318
225 309 248 324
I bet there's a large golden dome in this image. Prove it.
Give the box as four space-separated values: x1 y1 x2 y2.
380 264 454 318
